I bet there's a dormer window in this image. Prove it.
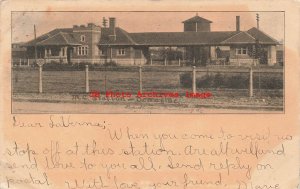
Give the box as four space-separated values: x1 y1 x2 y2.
80 35 86 42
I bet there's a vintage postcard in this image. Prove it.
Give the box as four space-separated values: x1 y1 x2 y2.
1 0 299 189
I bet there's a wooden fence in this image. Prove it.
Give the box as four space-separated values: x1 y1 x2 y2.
31 65 283 98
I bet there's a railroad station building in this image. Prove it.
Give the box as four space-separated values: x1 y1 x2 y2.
22 14 280 66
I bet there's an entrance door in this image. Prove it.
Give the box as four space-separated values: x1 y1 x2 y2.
67 47 72 64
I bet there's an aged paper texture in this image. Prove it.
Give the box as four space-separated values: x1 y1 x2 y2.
0 0 300 189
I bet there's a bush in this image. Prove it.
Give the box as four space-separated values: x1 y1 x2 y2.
43 62 67 71
179 72 283 89
180 72 192 88
197 74 215 88
253 75 283 89
213 73 225 87
41 62 95 71
76 62 94 70
226 74 249 89
103 60 118 67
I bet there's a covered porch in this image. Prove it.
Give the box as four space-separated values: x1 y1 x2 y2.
23 32 81 65
26 45 78 64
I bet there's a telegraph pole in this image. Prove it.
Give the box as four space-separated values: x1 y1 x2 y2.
256 14 260 29
34 25 37 64
34 25 44 93
102 17 108 28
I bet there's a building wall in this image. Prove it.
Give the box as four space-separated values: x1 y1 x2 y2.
97 46 146 65
184 22 211 32
229 45 259 66
71 23 101 62
12 44 27 59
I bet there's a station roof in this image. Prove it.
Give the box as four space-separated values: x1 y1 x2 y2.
23 25 279 47
23 29 81 47
99 27 279 46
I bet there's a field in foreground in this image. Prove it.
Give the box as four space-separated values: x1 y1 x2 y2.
12 69 283 97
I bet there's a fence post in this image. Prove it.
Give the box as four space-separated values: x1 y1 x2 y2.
39 64 43 93
249 67 253 97
150 58 153 66
85 65 89 93
192 66 196 93
164 58 167 66
178 58 181 66
139 65 142 93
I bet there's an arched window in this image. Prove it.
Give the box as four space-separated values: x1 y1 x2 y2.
80 35 86 42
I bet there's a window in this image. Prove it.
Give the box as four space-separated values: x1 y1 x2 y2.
46 49 51 56
100 49 106 56
80 35 86 42
77 46 88 56
236 47 248 55
117 48 126 56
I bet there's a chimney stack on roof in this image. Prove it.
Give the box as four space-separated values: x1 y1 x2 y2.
109 17 116 41
109 18 116 33
236 16 240 32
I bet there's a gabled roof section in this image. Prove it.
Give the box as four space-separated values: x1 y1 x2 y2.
37 32 81 46
23 28 79 46
99 27 136 45
98 26 280 46
247 27 279 45
221 31 256 44
99 27 239 46
182 15 212 23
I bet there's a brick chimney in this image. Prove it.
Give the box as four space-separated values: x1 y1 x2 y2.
236 16 240 32
109 17 116 41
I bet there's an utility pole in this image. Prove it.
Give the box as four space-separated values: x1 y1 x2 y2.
256 39 261 96
102 17 108 28
34 25 44 93
256 14 260 29
34 25 37 64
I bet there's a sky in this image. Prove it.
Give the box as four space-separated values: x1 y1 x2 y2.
11 11 284 43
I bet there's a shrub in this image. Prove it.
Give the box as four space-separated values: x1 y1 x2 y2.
179 72 192 88
76 62 94 70
197 74 214 88
226 74 249 89
179 72 283 89
213 73 225 87
103 60 118 67
253 75 283 89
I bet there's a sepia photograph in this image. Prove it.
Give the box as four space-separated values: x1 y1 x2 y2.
2 1 299 189
11 11 284 113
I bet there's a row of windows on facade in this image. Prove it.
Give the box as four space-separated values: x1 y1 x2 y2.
44 47 126 56
46 46 248 56
74 47 126 56
78 35 248 56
